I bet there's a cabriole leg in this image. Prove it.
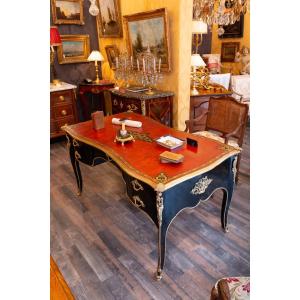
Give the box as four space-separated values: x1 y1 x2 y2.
67 135 83 196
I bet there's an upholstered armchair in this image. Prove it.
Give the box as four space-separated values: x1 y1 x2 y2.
185 96 249 182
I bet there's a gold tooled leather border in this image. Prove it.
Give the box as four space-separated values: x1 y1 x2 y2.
62 125 240 191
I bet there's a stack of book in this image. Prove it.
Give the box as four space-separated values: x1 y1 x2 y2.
159 151 184 164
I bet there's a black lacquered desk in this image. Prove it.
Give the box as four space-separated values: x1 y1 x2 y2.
62 112 239 280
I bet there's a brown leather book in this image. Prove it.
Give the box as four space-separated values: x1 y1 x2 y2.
159 151 184 163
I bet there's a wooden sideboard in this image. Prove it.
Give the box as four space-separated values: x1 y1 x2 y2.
109 88 174 127
189 84 232 130
50 82 78 138
78 81 115 121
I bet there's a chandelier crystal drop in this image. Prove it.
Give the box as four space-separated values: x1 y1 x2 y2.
193 0 248 26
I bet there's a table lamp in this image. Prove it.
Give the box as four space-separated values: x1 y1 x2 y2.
50 26 62 85
88 50 104 84
190 54 206 95
192 20 208 54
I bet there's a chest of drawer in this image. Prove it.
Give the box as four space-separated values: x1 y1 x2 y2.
53 103 74 119
51 90 73 105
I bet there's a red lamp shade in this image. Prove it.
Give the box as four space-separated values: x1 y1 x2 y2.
50 26 61 46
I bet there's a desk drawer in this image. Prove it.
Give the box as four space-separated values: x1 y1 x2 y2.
51 90 73 105
53 104 74 119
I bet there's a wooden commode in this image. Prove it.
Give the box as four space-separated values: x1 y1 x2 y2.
50 82 78 138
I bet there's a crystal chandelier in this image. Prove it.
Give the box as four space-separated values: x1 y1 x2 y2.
193 0 248 26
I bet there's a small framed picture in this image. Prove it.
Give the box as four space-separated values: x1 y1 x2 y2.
221 42 240 62
105 45 119 70
57 35 90 64
51 0 84 25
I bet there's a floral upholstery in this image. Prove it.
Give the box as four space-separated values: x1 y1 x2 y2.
215 277 250 300
193 130 241 150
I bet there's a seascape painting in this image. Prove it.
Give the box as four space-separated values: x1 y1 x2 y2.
96 0 123 37
62 41 84 58
123 8 171 72
51 0 84 25
57 35 90 64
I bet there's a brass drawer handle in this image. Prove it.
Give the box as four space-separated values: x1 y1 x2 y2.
61 109 67 116
59 95 65 101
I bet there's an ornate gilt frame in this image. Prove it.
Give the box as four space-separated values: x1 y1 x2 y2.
221 42 240 62
96 0 123 38
105 45 119 70
123 8 171 72
51 0 84 25
57 35 90 64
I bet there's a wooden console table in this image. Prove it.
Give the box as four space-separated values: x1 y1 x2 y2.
78 81 115 121
62 112 239 280
50 82 78 138
109 88 174 127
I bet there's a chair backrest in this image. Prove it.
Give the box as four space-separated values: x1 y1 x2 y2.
206 96 249 146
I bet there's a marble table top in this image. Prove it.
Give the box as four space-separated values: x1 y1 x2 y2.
50 81 77 92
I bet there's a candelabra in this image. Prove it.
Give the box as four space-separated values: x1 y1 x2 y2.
137 47 162 95
114 51 132 89
114 47 163 94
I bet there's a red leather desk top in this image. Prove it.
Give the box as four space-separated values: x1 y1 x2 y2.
62 113 239 190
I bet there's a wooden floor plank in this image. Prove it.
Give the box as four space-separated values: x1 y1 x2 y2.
50 126 250 299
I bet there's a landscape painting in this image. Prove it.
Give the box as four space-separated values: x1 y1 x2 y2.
51 0 84 25
123 8 171 72
57 35 90 64
96 0 123 37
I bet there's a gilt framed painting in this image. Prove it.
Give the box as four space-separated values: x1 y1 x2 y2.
123 8 171 72
221 42 240 62
105 45 119 70
51 0 84 25
96 0 123 37
57 35 90 64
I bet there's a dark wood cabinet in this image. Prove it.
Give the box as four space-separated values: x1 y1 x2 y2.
110 89 174 127
50 83 78 138
78 81 115 121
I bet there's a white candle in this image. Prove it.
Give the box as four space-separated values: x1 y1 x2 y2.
116 57 118 69
153 58 156 72
137 59 140 71
143 58 145 72
158 58 161 73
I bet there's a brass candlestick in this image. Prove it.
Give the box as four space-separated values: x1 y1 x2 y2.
94 60 100 84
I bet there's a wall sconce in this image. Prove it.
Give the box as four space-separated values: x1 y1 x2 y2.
88 50 104 83
192 20 208 54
